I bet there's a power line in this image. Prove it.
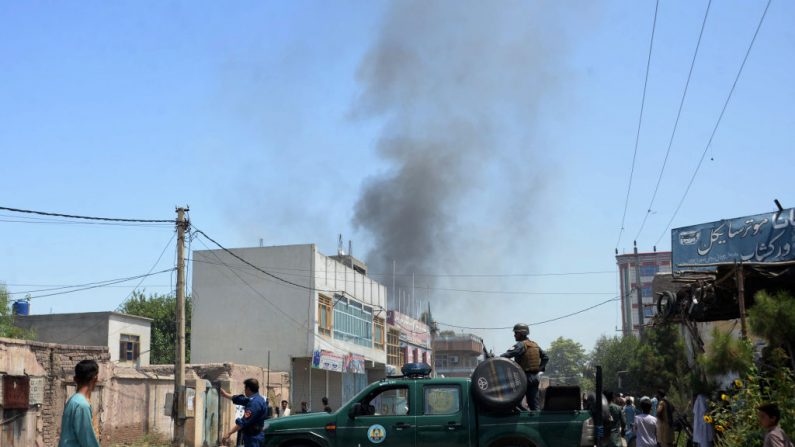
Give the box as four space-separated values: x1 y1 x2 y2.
188 257 614 297
3 283 172 288
192 227 324 293
187 255 614 278
7 268 175 296
116 232 177 310
428 287 615 296
616 0 660 251
370 271 615 278
435 297 620 329
0 205 174 223
634 0 713 243
654 0 773 246
192 237 349 352
14 268 175 300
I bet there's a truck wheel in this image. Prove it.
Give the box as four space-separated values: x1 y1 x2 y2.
470 357 528 412
656 291 676 318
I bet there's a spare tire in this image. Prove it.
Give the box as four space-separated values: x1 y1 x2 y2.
470 357 527 412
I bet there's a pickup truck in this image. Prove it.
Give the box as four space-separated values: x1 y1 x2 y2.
260 362 601 447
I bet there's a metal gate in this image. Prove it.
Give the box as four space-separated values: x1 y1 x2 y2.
203 380 219 446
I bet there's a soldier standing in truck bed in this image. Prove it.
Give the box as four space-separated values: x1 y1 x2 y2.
501 323 549 411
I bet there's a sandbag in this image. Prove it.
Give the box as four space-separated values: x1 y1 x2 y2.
470 357 527 412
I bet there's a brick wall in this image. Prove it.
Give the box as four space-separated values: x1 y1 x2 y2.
0 337 110 447
1 338 289 447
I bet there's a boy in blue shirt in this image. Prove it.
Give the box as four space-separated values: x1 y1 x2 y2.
58 360 100 447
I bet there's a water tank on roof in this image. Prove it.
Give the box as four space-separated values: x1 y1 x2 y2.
12 300 30 316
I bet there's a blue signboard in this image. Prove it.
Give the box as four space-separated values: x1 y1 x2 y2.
672 208 795 270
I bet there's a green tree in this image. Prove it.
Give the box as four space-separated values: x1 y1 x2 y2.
0 286 34 339
119 291 191 364
748 290 795 369
545 337 588 386
702 327 753 376
587 335 639 392
627 324 689 399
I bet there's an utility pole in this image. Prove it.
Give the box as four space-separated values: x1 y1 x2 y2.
634 241 645 340
737 262 748 339
173 206 189 447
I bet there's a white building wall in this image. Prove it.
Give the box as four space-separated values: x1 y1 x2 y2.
107 314 152 365
191 244 316 372
19 313 110 346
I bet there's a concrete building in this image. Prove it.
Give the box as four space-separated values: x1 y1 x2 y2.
191 244 388 412
616 250 672 336
386 310 432 372
14 311 152 365
432 333 484 378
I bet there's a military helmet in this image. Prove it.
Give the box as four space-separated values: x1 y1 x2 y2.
512 323 529 335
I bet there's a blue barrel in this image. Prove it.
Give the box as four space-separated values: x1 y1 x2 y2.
12 300 30 316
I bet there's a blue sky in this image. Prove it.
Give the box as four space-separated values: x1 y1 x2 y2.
1 1 793 353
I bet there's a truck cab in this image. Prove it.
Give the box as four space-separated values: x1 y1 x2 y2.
261 363 598 447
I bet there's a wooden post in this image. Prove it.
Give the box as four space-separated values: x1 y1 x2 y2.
174 206 189 446
737 263 748 339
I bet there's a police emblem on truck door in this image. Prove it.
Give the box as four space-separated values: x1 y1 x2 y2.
367 424 386 443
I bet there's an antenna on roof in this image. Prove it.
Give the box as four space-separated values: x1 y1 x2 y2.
338 234 345 256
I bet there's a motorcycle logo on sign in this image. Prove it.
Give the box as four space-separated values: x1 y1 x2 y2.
477 377 488 390
367 424 386 444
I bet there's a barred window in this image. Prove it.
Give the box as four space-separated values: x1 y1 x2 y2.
318 295 333 337
333 295 373 348
119 334 140 362
374 317 385 350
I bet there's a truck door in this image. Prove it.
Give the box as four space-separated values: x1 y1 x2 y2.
337 384 415 447
415 384 470 447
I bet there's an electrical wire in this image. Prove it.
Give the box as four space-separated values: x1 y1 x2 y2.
192 237 346 352
19 268 175 300
192 227 325 293
616 0 660 251
428 287 615 296
115 232 178 311
654 0 773 246
0 205 174 223
8 268 175 296
188 257 614 296
634 0 713 243
435 297 620 329
183 259 613 279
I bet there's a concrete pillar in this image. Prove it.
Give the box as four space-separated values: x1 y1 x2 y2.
184 370 206 447
217 371 234 445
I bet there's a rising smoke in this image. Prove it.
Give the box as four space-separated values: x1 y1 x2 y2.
352 1 586 312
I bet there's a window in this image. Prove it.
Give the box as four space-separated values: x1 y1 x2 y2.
361 386 410 416
640 265 659 277
374 317 385 350
387 328 401 366
318 295 332 337
423 385 461 415
643 305 655 318
333 295 373 347
119 334 140 362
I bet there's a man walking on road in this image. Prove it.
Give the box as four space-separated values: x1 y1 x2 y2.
500 323 549 411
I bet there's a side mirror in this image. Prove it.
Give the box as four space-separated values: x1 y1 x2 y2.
349 403 363 419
